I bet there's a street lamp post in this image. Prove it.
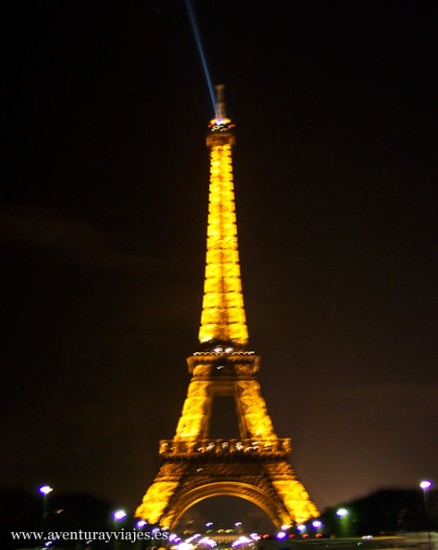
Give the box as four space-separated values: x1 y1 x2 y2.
38 485 53 531
312 520 323 537
420 481 432 518
113 510 127 550
336 508 349 537
420 481 433 550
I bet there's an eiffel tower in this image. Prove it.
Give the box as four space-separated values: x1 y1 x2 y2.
136 86 319 529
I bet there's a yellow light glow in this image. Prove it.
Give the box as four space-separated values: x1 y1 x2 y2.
135 109 319 529
199 138 248 347
272 479 319 524
210 117 232 126
135 481 179 524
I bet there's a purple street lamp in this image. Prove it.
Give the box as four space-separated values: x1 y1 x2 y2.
113 510 127 521
38 485 53 530
420 480 432 510
113 510 127 550
312 520 323 536
420 481 433 550
419 481 432 520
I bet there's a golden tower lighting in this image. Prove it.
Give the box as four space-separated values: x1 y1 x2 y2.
199 84 248 348
135 86 319 528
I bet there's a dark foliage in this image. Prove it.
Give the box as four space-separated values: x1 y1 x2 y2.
317 488 438 537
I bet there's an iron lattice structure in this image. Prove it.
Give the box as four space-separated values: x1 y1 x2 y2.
136 88 319 528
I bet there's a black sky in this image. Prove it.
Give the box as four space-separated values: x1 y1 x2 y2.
2 0 437 523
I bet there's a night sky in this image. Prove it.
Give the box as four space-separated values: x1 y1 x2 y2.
2 0 437 524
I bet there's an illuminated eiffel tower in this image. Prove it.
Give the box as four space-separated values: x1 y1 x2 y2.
136 86 319 529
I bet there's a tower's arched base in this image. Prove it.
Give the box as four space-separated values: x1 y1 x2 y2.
176 494 275 532
136 458 318 529
136 351 319 529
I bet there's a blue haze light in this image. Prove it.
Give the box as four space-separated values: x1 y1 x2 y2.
184 0 217 115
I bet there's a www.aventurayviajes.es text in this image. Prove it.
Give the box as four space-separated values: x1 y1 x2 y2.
11 528 169 545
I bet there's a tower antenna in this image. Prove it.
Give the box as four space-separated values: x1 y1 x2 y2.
215 84 226 121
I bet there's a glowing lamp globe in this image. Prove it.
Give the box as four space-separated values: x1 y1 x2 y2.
39 485 53 495
113 510 127 521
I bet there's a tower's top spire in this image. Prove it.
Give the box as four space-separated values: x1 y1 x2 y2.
214 84 226 121
199 85 249 350
207 84 234 139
